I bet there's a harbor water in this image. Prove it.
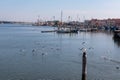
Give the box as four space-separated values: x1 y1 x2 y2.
0 24 120 80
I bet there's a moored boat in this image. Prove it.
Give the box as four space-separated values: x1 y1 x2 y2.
91 28 98 32
57 27 78 33
113 30 120 38
79 28 91 32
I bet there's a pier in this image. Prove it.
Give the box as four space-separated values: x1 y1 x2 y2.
41 30 57 33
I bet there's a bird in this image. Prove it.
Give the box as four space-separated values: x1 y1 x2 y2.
56 48 60 51
82 42 85 44
79 48 84 50
19 49 25 52
51 47 54 50
32 49 35 53
89 47 94 50
42 53 45 56
116 66 119 69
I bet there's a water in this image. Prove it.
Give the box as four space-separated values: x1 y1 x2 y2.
0 24 120 80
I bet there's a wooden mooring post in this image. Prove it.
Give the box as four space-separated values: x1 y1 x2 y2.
82 49 87 80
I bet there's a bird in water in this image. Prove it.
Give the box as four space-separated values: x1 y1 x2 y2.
82 42 86 45
79 48 84 50
42 52 47 56
116 66 119 69
19 49 25 52
32 49 35 53
89 47 94 50
42 53 45 56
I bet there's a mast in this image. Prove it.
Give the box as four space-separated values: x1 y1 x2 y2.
61 11 63 23
58 11 63 30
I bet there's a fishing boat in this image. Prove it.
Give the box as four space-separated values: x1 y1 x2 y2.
79 28 91 32
56 11 78 33
91 28 98 32
113 30 120 38
57 27 78 33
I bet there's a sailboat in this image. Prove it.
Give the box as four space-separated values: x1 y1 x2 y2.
57 11 78 33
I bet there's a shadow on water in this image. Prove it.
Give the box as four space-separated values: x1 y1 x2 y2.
113 37 120 47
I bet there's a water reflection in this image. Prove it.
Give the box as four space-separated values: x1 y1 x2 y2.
57 33 78 38
113 37 120 47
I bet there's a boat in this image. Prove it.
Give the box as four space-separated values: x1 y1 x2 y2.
91 28 98 32
41 30 56 33
79 28 91 32
57 27 78 33
113 30 120 38
56 11 78 33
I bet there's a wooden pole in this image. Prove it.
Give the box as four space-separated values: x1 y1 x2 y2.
82 51 87 80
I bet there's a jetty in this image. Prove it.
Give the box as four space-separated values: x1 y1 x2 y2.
41 30 57 33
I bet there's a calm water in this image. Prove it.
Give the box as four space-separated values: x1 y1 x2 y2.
0 24 120 80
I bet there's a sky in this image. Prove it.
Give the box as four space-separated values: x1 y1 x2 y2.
0 0 120 22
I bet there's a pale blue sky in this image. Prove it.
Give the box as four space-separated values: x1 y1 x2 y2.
0 0 120 22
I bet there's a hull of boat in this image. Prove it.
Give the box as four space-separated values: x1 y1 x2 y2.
57 30 78 33
114 30 120 38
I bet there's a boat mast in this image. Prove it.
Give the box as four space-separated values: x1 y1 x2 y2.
61 11 63 23
61 11 63 26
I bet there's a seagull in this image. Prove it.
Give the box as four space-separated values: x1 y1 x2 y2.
82 42 85 44
79 48 84 50
116 66 119 69
56 48 60 50
19 49 25 52
51 48 54 50
32 49 35 53
42 52 47 56
42 53 45 56
89 47 94 50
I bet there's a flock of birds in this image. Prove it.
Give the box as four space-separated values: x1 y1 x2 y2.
19 43 61 57
18 41 120 70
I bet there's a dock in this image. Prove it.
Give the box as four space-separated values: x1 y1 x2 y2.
41 30 57 33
